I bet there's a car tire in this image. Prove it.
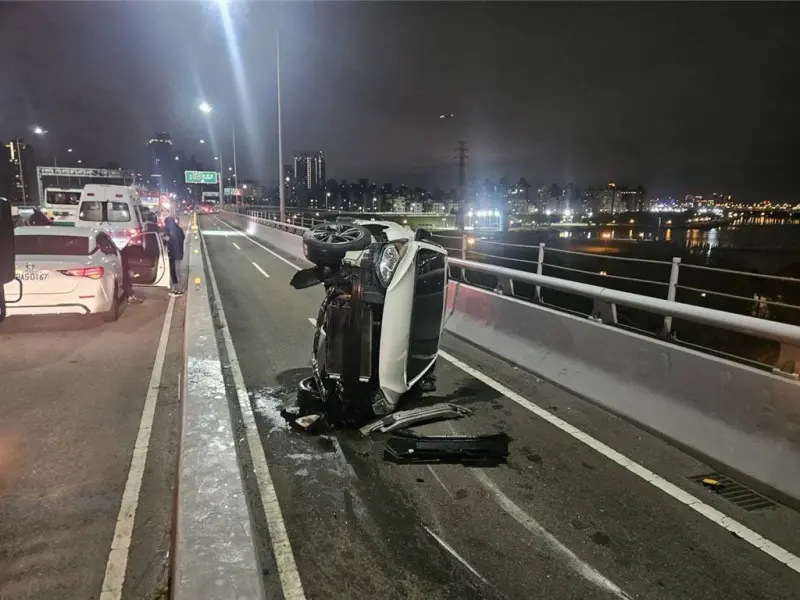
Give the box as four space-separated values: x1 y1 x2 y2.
102 283 120 323
302 223 372 266
297 375 326 414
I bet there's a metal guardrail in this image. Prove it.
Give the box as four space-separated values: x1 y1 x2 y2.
430 232 800 335
448 257 800 349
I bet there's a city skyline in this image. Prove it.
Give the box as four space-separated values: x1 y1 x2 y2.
1 3 798 202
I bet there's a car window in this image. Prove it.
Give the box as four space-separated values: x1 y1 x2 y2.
108 202 131 223
79 201 105 221
96 233 118 255
15 235 90 256
79 201 132 223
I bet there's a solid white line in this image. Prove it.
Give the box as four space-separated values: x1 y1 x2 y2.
100 295 176 600
307 317 316 327
200 230 307 599
438 349 800 575
232 242 241 250
423 526 491 588
252 262 271 279
214 216 302 272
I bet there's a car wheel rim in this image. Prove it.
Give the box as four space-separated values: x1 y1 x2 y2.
310 224 362 244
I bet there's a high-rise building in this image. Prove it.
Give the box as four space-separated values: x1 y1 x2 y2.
148 132 173 193
293 151 326 207
2 138 34 204
293 151 326 190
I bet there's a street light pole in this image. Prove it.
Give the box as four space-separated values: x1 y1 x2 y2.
277 30 285 223
231 120 239 192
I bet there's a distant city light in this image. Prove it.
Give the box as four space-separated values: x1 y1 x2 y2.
200 139 206 144
198 101 213 114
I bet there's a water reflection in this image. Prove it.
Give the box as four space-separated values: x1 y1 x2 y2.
570 219 800 252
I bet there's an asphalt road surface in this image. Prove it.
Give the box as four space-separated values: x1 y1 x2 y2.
200 214 800 600
0 286 185 600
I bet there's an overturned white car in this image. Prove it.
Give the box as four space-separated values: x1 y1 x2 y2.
291 218 448 426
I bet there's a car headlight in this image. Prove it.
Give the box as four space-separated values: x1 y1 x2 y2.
376 241 407 286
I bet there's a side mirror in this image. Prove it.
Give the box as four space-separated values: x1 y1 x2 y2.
0 198 15 285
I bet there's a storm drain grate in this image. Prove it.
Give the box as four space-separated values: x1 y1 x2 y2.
688 472 776 512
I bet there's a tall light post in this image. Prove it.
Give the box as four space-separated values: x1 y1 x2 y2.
277 31 285 222
198 101 236 204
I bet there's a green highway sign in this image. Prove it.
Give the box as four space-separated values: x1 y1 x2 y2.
184 170 219 184
224 187 242 196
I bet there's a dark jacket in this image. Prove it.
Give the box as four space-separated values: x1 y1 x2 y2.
164 217 186 261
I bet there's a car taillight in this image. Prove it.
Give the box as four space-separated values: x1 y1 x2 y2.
129 227 141 236
60 266 105 279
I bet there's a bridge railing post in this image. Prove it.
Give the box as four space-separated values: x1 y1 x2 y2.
663 257 681 337
460 234 467 260
535 243 545 302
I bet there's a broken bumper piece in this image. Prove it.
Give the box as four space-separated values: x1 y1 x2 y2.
384 431 511 464
359 403 473 435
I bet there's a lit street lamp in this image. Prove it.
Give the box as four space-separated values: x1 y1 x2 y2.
197 100 238 198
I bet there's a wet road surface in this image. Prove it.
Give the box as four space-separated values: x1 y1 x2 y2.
200 214 800 600
0 286 185 600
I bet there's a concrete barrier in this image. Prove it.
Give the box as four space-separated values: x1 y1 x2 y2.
219 212 307 262
445 281 800 503
220 210 800 502
172 231 264 599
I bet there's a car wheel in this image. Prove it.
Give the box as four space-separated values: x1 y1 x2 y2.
102 282 120 322
302 223 371 266
297 375 326 414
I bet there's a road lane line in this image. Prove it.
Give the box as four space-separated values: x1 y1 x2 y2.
232 242 241 250
100 295 176 600
201 230 307 599
213 216 303 272
307 318 316 327
439 349 800 575
252 262 271 279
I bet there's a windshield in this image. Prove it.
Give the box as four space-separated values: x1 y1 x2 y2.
78 201 131 223
15 234 91 256
44 190 82 206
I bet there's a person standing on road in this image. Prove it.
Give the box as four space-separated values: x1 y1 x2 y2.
164 216 186 296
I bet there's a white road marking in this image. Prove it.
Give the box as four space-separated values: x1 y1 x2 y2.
214 216 303 272
99 295 176 600
423 526 492 588
472 468 630 599
252 262 271 279
307 317 316 327
232 242 241 250
439 349 800 576
200 231 307 600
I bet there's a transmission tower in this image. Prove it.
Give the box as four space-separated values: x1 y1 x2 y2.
455 141 468 230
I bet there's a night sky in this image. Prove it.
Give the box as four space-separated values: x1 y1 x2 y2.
1 2 798 201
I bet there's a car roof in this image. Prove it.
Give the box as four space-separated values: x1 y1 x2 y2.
14 226 98 238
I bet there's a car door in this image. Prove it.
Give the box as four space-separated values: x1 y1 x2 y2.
124 230 170 288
